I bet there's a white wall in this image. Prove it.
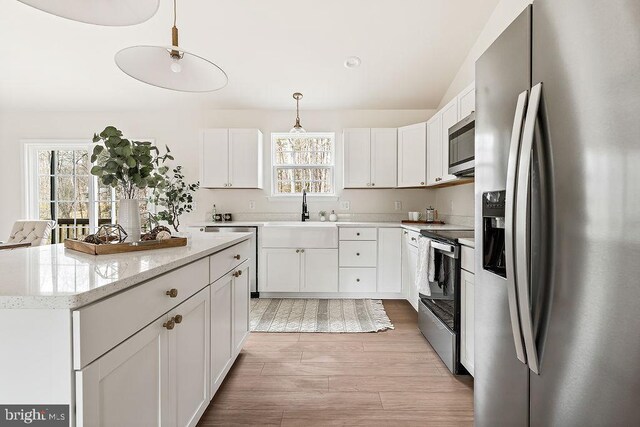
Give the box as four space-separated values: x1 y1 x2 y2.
438 0 532 108
0 108 441 236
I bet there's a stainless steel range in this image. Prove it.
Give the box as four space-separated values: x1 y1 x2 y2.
417 229 474 375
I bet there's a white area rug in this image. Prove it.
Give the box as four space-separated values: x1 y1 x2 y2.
250 298 394 333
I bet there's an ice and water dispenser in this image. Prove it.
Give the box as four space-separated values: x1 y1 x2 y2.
482 191 507 277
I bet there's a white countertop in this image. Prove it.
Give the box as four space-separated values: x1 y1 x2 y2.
0 233 252 310
189 221 473 233
459 237 475 248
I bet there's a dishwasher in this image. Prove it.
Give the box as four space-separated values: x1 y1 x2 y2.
200 226 259 297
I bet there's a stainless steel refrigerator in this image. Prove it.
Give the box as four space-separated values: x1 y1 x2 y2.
475 1 640 425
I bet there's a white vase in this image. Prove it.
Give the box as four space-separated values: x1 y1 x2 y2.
118 198 141 242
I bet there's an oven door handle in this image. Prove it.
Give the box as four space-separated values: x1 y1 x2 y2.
505 90 529 365
429 241 454 253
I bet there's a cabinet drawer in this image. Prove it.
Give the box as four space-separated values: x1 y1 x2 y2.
339 268 377 292
72 259 209 370
210 240 251 283
461 245 474 273
402 229 421 248
262 226 338 249
339 227 377 241
339 241 377 267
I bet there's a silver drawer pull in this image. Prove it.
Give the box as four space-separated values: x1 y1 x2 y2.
166 289 178 298
233 254 241 260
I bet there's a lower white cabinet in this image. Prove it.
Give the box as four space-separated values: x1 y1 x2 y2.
76 288 210 427
377 228 402 293
233 262 250 354
401 231 419 311
460 269 475 376
262 247 338 292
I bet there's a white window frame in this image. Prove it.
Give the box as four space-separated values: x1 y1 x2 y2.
270 132 336 199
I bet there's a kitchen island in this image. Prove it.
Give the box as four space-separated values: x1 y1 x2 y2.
0 232 252 427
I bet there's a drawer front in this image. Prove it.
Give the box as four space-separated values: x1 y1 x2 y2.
73 258 209 370
339 268 377 292
339 227 377 241
418 299 455 373
261 226 338 249
402 229 421 248
339 241 377 267
461 245 474 273
210 240 251 283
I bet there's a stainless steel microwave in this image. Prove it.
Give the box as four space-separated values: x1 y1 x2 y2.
448 112 475 176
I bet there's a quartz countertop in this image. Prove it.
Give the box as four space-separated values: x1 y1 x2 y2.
0 233 252 310
459 237 475 248
189 221 473 233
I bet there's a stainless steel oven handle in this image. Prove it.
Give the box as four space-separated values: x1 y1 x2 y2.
505 90 529 365
430 241 455 253
516 83 542 375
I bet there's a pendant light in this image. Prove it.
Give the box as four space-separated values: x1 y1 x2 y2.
16 0 159 26
114 0 228 92
290 93 306 133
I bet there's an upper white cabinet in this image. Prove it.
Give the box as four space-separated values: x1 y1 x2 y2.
397 122 427 187
426 114 443 186
343 128 397 188
457 82 475 119
201 128 263 189
440 98 459 184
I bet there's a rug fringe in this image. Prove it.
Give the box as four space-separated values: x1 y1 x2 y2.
370 299 395 331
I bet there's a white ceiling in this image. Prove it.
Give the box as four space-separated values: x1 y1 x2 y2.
1 0 499 111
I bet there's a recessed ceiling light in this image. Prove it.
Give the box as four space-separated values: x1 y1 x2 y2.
344 56 362 69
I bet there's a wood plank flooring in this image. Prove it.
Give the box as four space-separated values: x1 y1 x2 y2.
197 299 473 426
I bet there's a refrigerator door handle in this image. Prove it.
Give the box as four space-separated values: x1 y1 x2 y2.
505 90 529 365
515 82 543 374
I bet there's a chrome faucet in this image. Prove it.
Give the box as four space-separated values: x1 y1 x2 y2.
301 189 310 222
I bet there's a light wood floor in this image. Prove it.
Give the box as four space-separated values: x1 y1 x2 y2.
198 299 474 426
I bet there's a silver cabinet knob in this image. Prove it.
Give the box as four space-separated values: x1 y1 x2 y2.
296 249 300 253
356 232 360 236
420 181 425 185
301 249 305 253
356 252 360 256
371 183 375 186
356 278 360 282
366 183 371 187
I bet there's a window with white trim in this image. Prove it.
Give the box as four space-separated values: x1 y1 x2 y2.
271 132 335 195
24 141 149 243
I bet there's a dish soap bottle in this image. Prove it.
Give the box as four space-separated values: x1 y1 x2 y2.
329 210 338 222
212 204 217 222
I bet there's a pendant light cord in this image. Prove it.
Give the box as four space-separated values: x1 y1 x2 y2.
173 0 177 27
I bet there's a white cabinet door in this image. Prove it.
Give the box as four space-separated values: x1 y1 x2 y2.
397 122 427 187
370 128 397 188
232 262 250 354
440 99 459 184
377 228 402 293
263 248 301 292
303 249 338 292
201 129 229 188
76 317 170 427
457 82 475 119
229 129 263 189
426 113 443 186
170 288 210 427
210 273 233 396
343 128 372 188
461 270 475 376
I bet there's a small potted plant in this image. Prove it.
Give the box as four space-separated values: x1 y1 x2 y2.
318 211 327 222
90 126 171 241
150 166 199 234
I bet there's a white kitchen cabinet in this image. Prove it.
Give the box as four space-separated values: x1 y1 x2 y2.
440 97 459 184
343 128 397 188
457 82 475 119
304 249 339 292
397 122 427 187
210 273 233 394
377 228 402 293
401 230 420 311
169 288 210 427
426 113 443 186
263 248 301 292
460 269 475 376
233 262 250 354
77 288 210 427
76 316 170 427
201 128 263 189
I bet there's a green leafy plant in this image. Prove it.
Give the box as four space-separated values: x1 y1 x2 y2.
150 166 199 232
90 126 172 199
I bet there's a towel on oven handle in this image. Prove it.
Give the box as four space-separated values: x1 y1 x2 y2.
416 236 436 296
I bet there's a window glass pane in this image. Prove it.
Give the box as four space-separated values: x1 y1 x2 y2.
74 176 90 203
55 150 75 175
39 176 52 201
56 176 75 201
39 202 53 220
38 151 53 175
74 151 90 176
